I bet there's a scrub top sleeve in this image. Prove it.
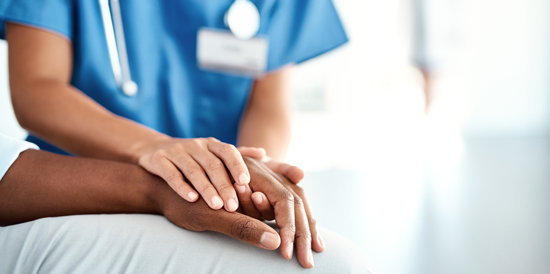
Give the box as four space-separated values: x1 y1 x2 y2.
0 0 74 40
0 134 39 182
263 0 348 71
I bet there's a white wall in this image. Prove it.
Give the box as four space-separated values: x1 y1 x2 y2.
458 0 550 137
285 0 550 169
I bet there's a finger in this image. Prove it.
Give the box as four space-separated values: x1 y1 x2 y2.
190 150 239 212
146 156 198 202
235 183 262 219
237 146 267 160
251 192 275 221
263 161 305 184
291 192 314 268
169 152 224 210
209 211 281 250
207 139 250 185
275 172 324 253
243 157 295 260
299 191 324 253
257 162 315 264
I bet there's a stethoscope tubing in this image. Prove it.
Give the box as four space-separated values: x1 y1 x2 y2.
99 0 259 96
99 0 137 96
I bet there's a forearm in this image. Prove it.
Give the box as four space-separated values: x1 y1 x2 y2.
0 150 165 226
238 112 291 161
11 80 168 163
238 66 293 161
8 22 167 163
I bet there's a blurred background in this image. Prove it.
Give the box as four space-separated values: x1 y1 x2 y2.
1 0 549 273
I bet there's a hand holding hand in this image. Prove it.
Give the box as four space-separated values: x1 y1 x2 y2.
156 156 322 269
158 186 282 251
138 137 255 211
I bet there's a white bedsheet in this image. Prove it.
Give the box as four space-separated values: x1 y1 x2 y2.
0 214 375 274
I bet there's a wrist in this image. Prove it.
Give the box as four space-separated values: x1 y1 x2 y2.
128 132 171 164
148 175 176 215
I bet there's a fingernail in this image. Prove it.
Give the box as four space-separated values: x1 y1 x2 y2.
285 242 294 259
308 250 314 267
251 193 263 204
318 234 325 249
260 232 279 249
317 232 326 248
227 198 238 211
188 192 198 201
212 196 223 209
239 173 249 185
235 184 246 194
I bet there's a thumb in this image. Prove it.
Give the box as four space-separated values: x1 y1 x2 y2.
263 161 305 184
210 211 281 250
237 146 267 161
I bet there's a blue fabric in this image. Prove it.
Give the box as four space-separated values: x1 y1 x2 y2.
0 0 347 154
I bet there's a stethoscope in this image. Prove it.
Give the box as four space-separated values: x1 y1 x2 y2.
98 0 261 97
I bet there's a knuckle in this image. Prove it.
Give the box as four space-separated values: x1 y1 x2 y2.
231 217 257 240
200 183 215 193
231 159 245 170
278 189 294 204
217 183 234 194
309 218 318 228
220 143 237 155
289 184 306 198
292 185 305 195
293 195 304 207
151 150 167 160
207 137 219 143
165 172 183 184
172 142 185 151
295 230 312 244
185 165 202 178
286 221 296 234
189 138 203 147
206 159 224 171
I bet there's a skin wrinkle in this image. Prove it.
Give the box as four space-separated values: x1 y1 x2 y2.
232 217 256 240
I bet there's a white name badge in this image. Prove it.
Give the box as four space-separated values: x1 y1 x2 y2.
197 28 269 76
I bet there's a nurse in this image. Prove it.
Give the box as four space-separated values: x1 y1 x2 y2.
1 0 347 266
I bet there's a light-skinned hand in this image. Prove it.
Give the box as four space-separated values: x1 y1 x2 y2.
138 137 264 212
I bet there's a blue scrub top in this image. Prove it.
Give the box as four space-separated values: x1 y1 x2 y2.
0 0 348 154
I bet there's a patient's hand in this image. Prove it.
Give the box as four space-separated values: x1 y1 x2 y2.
157 156 321 268
0 149 317 268
158 187 282 251
242 157 324 268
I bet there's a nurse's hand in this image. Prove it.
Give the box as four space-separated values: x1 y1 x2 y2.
237 147 305 184
138 137 254 211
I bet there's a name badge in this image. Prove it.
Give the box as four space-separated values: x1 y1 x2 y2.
197 28 269 76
